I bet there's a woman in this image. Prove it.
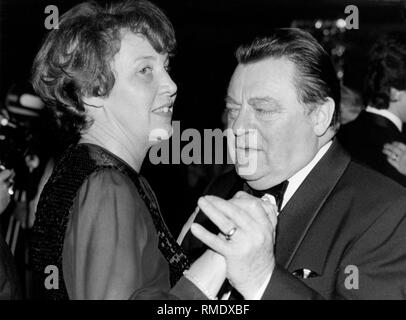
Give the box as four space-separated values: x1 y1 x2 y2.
30 0 226 300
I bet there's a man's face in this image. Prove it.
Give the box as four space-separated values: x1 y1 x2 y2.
226 57 320 190
98 31 177 147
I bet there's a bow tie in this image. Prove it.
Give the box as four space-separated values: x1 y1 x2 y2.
244 180 289 211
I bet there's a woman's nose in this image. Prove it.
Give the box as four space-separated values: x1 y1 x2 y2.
161 71 177 97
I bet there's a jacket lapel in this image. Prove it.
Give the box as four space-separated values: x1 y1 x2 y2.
275 140 351 271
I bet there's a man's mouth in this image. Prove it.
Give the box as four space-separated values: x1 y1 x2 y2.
236 146 260 151
152 103 173 116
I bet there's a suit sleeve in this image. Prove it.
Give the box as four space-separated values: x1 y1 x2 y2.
170 277 210 300
335 197 406 299
129 276 209 300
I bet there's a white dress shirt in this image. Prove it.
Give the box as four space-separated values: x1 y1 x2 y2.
365 106 402 132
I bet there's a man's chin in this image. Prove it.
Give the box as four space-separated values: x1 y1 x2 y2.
241 172 287 191
234 163 260 179
234 149 261 175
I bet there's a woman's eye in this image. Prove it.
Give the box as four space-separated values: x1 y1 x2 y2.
164 64 171 72
139 66 153 75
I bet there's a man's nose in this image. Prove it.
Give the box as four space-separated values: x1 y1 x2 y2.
231 107 250 133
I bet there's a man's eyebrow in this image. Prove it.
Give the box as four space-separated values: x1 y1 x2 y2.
225 95 241 105
248 96 282 107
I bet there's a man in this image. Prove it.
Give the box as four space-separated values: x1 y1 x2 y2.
179 29 406 299
337 34 406 186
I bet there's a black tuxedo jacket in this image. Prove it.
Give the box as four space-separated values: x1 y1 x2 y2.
181 141 406 299
337 111 406 186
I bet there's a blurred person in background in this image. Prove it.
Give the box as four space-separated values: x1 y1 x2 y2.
0 168 21 299
338 33 406 186
0 170 13 215
339 85 362 125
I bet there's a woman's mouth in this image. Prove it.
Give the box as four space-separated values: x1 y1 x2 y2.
152 103 173 117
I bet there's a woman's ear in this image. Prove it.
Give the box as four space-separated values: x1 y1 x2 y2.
390 87 401 102
82 95 105 109
311 97 335 136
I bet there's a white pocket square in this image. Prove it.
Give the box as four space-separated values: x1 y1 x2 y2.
292 268 318 279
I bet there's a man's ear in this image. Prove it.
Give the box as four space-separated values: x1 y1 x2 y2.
311 97 335 136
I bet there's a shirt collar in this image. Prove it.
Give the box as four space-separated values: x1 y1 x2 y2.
281 140 333 210
365 106 402 132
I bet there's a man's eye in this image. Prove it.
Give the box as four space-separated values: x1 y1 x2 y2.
139 66 153 75
227 108 240 119
256 108 273 115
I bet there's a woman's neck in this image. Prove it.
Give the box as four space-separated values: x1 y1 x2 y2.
79 122 147 173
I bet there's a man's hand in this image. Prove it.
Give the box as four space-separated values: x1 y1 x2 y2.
0 169 14 214
190 191 278 299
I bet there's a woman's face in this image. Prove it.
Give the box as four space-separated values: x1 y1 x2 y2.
96 31 177 147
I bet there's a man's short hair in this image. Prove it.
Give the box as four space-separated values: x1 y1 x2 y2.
31 0 175 141
235 28 341 129
363 33 406 109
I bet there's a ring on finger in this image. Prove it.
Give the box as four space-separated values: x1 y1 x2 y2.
224 227 237 241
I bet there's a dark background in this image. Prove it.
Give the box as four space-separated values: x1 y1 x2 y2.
1 0 406 235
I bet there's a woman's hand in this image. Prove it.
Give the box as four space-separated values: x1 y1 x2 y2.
383 142 406 175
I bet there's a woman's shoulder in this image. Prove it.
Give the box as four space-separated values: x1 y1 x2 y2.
88 165 134 185
80 167 142 207
68 166 152 240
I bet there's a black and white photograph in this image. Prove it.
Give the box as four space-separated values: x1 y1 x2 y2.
0 0 406 309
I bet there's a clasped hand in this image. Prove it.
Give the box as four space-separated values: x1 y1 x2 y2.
190 191 277 299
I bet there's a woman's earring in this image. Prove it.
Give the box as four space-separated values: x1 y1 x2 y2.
390 89 400 103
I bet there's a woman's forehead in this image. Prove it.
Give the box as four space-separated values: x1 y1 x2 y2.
114 32 168 65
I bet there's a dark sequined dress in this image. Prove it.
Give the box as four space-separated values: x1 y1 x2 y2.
30 143 190 299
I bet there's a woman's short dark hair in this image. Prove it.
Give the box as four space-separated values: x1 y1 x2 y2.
32 0 175 141
363 33 406 109
235 28 341 130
